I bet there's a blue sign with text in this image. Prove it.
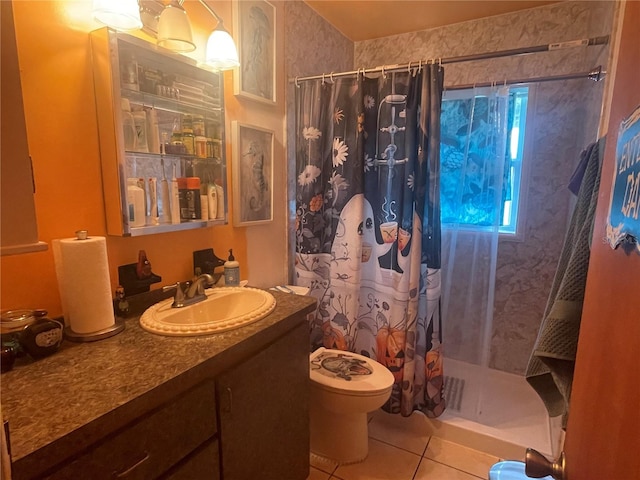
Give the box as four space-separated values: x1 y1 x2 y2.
607 104 640 254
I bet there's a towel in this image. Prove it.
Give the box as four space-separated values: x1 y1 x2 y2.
526 137 604 426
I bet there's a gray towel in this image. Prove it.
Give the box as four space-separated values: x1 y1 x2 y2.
526 137 604 426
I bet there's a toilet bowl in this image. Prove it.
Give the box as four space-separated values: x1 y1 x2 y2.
309 347 395 464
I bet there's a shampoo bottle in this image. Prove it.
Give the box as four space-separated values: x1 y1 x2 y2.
224 249 240 287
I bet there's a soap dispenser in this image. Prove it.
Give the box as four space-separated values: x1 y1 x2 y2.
224 249 240 287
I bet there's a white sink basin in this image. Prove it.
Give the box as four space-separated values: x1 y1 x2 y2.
140 287 276 336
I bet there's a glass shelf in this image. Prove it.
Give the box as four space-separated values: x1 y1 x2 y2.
121 88 222 117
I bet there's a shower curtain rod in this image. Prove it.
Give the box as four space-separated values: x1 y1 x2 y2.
445 65 606 90
289 35 609 85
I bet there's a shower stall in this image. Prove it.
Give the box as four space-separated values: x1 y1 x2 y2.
285 0 616 462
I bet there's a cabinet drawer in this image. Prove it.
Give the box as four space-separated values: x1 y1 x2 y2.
160 437 219 480
44 380 217 480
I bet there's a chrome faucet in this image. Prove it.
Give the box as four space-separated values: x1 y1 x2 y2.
162 273 214 308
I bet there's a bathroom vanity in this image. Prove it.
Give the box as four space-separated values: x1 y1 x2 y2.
1 291 315 480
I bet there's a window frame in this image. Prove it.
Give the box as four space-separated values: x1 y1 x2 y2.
439 84 536 242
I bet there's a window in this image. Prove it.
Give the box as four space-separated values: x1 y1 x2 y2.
439 86 529 236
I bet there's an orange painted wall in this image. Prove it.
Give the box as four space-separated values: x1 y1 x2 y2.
0 1 286 316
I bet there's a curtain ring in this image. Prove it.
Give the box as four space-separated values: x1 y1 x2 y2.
418 59 422 73
438 57 442 67
330 72 335 83
294 76 300 88
381 65 387 79
321 73 325 85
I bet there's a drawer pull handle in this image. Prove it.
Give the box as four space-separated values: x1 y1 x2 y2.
227 387 233 414
113 451 150 478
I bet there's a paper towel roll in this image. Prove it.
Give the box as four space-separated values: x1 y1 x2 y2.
53 236 115 334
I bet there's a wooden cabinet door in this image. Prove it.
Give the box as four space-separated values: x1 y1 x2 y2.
217 323 309 480
563 2 640 479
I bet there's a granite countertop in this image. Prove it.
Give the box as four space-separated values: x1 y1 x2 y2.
1 289 316 478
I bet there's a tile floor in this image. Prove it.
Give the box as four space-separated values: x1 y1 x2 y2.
308 410 501 480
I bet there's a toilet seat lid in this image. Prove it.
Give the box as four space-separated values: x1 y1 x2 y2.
309 347 395 395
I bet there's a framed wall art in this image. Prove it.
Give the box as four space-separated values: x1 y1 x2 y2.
231 121 274 226
233 0 276 104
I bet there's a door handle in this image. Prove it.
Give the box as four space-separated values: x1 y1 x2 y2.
525 448 566 479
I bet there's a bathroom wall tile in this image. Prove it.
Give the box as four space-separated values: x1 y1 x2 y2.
331 438 421 480
413 458 485 480
368 410 431 455
424 437 499 478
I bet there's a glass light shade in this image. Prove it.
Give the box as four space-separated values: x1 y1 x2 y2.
205 26 240 70
157 3 196 53
93 0 142 31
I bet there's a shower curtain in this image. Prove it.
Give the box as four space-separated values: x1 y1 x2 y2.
438 86 510 419
294 66 446 417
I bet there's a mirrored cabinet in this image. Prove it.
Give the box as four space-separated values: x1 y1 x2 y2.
91 28 227 236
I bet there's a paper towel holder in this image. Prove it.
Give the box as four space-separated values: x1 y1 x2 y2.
64 318 125 343
61 230 126 342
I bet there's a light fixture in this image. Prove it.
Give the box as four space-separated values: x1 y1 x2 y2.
93 0 143 31
199 0 240 71
157 0 196 53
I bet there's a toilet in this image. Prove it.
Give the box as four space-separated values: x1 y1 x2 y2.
309 347 395 464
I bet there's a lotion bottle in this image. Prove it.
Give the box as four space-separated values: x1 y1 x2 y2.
224 249 240 287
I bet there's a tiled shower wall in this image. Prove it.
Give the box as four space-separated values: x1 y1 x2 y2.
285 1 615 374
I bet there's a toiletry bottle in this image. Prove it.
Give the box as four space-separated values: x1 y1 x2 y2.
146 107 161 154
170 165 181 224
121 99 137 151
215 182 225 219
177 177 189 220
120 51 139 91
147 177 158 225
186 177 201 219
159 150 172 224
224 249 240 287
126 178 146 227
131 106 149 153
207 183 218 219
181 114 195 155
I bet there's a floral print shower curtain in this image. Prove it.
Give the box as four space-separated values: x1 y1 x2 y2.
294 66 446 417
